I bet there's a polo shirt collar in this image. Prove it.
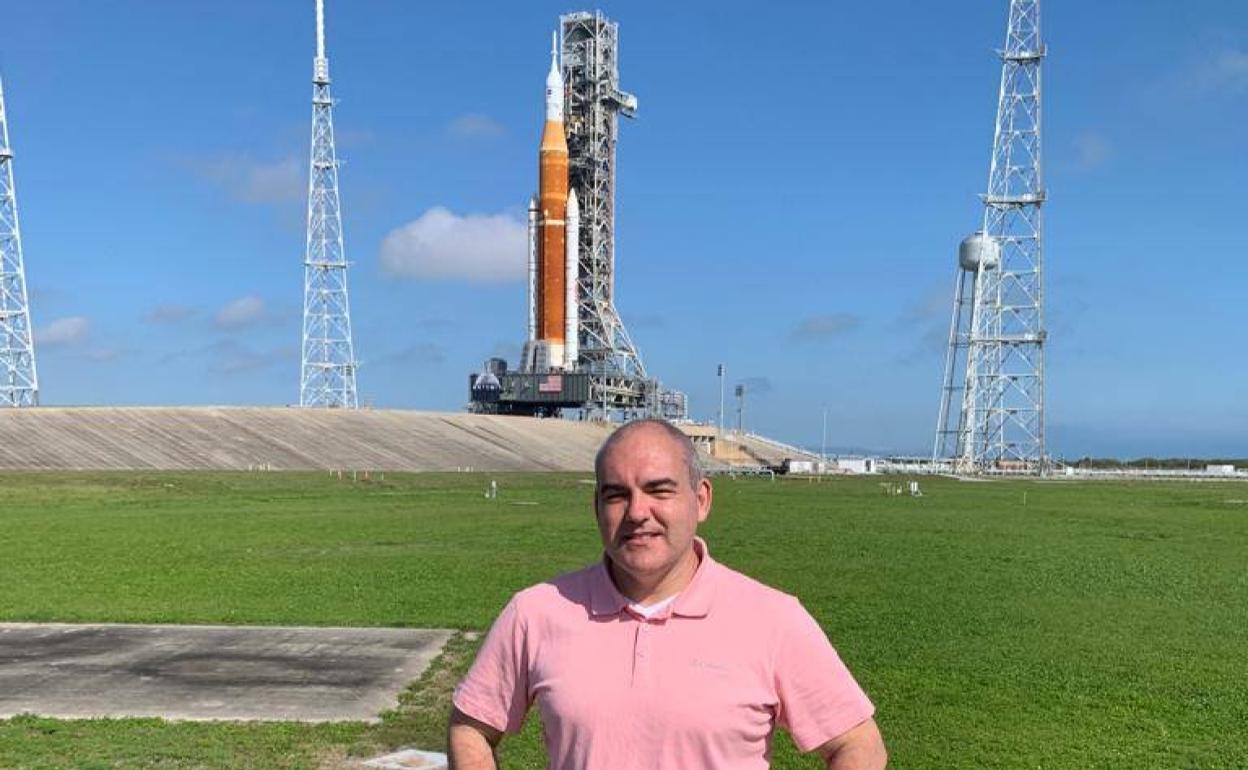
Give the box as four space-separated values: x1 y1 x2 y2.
589 537 716 619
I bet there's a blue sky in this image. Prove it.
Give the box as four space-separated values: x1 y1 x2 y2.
3 0 1247 457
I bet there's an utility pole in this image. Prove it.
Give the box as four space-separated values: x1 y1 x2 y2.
717 363 725 437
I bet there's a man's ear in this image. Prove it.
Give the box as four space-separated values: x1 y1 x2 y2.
696 478 713 523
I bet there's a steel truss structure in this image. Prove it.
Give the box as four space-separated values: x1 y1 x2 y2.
559 11 656 416
0 75 39 407
935 0 1046 472
299 0 358 408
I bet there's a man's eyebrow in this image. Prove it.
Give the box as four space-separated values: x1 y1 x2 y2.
641 477 679 490
597 478 679 494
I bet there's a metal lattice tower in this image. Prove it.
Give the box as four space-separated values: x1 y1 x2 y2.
935 0 1046 472
0 75 39 407
299 0 358 408
560 12 651 414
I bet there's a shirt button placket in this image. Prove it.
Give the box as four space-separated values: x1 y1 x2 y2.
634 620 651 687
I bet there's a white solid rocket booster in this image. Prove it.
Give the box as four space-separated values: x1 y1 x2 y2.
564 189 579 369
527 195 538 343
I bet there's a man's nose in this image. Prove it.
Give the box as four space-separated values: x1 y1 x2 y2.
623 491 651 522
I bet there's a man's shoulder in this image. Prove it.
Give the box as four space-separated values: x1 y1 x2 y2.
708 557 805 618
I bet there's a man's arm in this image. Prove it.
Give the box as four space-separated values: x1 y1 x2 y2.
817 717 887 770
448 707 504 770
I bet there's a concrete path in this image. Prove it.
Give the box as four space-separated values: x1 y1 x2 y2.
0 623 453 722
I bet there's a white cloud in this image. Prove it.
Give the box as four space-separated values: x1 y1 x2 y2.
1190 47 1248 94
380 207 526 282
36 316 90 347
214 295 268 330
188 153 304 205
447 113 505 139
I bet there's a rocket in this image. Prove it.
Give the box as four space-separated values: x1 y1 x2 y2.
524 33 579 372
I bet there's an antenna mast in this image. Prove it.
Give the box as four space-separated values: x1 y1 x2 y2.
935 0 1046 472
0 75 39 407
299 0 359 408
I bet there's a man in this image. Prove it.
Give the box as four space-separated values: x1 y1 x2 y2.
449 419 886 769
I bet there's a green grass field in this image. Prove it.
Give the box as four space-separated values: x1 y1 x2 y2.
1 471 1244 769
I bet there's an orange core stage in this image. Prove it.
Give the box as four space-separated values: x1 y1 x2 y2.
537 119 568 344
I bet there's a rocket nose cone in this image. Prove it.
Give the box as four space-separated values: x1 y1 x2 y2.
542 29 565 123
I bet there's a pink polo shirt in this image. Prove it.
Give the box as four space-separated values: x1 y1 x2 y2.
453 540 874 770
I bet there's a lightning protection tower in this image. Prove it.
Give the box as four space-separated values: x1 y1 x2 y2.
934 0 1046 472
560 11 650 416
0 75 39 407
299 0 359 408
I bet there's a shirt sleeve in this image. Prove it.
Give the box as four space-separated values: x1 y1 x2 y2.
773 597 875 752
452 594 532 734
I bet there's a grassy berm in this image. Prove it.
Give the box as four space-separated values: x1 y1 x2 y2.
0 471 1244 769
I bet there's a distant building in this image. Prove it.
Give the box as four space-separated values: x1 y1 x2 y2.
783 459 817 475
836 457 878 474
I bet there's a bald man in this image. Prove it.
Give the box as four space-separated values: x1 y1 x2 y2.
449 419 886 770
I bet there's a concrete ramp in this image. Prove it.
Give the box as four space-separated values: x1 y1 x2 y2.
0 407 615 471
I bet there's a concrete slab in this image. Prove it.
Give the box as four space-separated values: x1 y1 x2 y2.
0 623 453 722
363 749 448 769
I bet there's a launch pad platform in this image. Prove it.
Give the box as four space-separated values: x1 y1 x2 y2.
468 358 680 419
468 370 593 417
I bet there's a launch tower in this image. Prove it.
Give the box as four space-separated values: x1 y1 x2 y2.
560 11 648 415
469 12 685 420
0 75 39 407
299 0 359 408
934 0 1047 472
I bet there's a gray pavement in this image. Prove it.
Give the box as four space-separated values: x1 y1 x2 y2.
0 623 453 722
